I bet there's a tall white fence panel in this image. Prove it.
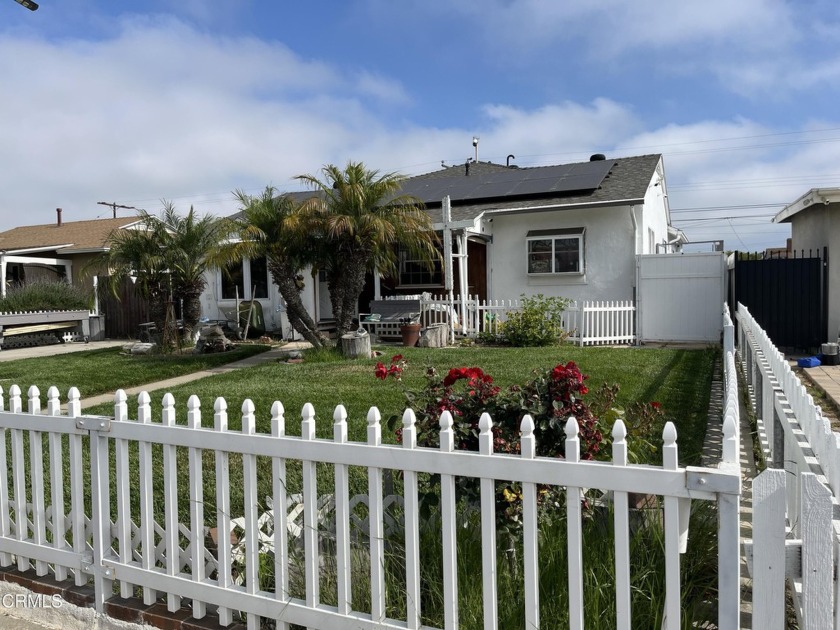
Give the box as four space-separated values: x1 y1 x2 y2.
0 377 741 628
637 253 725 343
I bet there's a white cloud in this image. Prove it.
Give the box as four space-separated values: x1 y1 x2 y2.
0 15 834 251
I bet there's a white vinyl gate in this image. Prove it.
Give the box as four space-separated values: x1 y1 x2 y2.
636 253 726 343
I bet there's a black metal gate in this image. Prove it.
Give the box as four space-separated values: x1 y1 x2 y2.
728 248 827 351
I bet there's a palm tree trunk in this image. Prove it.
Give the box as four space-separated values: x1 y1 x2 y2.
268 259 325 348
177 284 204 342
330 254 368 338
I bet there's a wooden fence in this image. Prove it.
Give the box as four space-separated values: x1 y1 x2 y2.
416 295 636 345
0 376 741 628
737 302 840 628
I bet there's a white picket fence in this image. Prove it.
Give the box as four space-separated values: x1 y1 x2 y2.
415 294 636 345
0 376 741 628
737 302 840 628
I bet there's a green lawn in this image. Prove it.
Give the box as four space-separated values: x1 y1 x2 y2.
0 344 271 399
86 343 717 465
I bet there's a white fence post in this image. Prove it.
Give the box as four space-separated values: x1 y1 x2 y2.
89 390 113 611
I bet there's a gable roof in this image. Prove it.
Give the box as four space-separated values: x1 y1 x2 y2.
261 154 662 224
0 216 142 254
403 154 662 222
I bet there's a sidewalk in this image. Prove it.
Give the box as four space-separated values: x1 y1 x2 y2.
79 341 311 409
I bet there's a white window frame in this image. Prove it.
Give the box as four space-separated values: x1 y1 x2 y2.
526 228 585 275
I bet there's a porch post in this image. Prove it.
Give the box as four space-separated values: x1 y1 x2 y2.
0 253 5 299
442 196 455 344
374 273 381 300
92 275 100 316
458 232 469 334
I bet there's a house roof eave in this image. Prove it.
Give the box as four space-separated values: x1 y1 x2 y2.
774 188 840 223
482 197 643 217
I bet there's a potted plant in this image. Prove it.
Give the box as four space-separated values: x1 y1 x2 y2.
399 317 422 347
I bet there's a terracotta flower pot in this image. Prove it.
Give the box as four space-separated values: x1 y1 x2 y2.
400 323 422 347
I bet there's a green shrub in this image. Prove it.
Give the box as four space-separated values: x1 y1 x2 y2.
498 293 572 346
0 281 92 313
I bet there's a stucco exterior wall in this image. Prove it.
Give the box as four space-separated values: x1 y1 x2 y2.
486 205 636 303
789 206 839 340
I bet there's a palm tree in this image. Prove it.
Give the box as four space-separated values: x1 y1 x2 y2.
96 214 170 337
95 204 230 345
222 187 327 348
155 203 231 341
296 162 439 338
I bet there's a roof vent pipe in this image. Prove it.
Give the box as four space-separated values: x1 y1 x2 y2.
590 153 606 161
507 154 515 167
56 208 62 227
465 159 471 176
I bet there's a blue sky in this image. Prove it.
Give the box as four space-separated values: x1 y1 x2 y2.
2 0 839 251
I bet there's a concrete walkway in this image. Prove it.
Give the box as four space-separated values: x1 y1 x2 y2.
800 362 840 408
79 342 311 409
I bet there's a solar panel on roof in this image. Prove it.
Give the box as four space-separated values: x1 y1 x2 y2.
400 159 615 204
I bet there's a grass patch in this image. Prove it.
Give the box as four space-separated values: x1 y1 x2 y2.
0 344 272 399
87 344 716 464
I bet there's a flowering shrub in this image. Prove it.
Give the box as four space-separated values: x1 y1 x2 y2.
377 357 667 530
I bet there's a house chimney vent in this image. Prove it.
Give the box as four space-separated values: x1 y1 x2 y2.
590 153 606 161
56 208 62 227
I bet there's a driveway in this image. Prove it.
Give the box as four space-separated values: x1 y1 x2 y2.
0 341 127 362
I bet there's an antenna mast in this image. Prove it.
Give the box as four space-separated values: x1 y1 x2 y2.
97 201 140 219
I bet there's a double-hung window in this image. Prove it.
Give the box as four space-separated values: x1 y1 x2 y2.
526 228 584 275
398 250 443 287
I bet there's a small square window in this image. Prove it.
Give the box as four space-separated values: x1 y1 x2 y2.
526 230 584 274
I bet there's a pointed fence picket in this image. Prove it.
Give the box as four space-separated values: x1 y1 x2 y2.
737 301 840 627
0 368 740 628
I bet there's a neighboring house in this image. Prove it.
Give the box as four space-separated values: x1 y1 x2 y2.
202 153 684 336
0 210 145 337
774 188 840 340
0 210 142 296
